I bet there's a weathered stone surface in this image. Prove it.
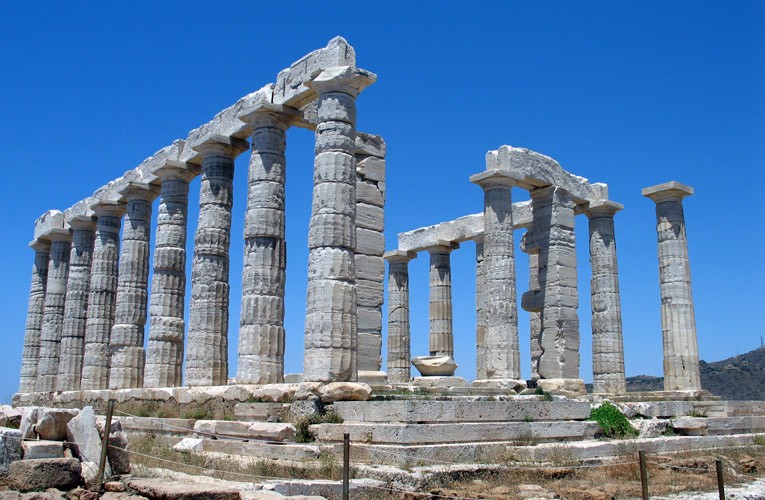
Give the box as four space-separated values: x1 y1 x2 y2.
474 238 487 380
536 378 587 397
632 419 669 438
247 422 296 442
127 478 239 500
318 382 372 403
19 242 50 392
471 379 527 391
0 406 22 428
22 408 79 441
643 182 700 392
427 245 457 358
411 356 457 376
385 251 414 384
233 403 290 423
520 232 542 380
670 417 708 436
412 376 468 388
22 440 64 459
0 427 22 473
7 458 81 492
66 407 110 477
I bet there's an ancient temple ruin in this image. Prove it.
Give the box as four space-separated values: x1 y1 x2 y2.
17 37 703 399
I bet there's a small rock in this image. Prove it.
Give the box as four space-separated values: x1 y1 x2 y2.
7 458 81 492
104 481 126 492
319 382 372 403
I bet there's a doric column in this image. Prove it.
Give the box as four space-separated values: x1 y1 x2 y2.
303 66 375 382
144 163 197 388
186 135 248 386
57 216 96 391
19 240 51 392
81 201 125 391
236 104 295 384
474 236 487 380
384 250 416 384
525 186 580 380
109 183 159 390
643 181 700 391
520 231 542 380
585 201 626 394
470 170 520 380
427 241 458 358
37 229 73 392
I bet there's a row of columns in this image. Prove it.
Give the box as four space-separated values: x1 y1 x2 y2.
20 66 378 393
385 178 699 393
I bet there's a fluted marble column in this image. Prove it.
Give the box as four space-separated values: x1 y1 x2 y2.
37 229 72 392
237 104 295 384
520 231 542 381
110 184 158 390
81 202 125 391
643 181 700 391
144 163 196 388
474 237 488 380
57 217 96 391
428 242 458 358
586 201 626 394
470 170 520 380
384 250 416 384
186 136 248 386
19 240 51 392
303 66 375 382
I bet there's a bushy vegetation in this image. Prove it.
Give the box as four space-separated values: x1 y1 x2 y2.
294 410 343 443
590 402 638 439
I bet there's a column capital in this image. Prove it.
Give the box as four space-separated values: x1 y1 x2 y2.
238 102 300 131
28 238 51 252
45 227 72 243
307 66 377 98
117 181 160 203
152 160 200 183
67 215 97 232
190 133 249 159
584 200 624 219
90 200 126 218
427 240 459 255
642 181 694 204
384 249 417 264
470 169 519 190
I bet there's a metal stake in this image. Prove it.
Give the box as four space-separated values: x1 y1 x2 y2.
95 399 115 491
343 433 350 500
639 450 649 500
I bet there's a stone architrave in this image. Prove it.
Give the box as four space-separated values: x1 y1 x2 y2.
524 186 580 380
303 66 376 382
81 202 125 391
19 240 51 392
110 183 159 390
37 229 72 392
474 236 487 380
56 217 96 391
470 170 521 380
237 104 295 384
186 135 248 386
520 231 542 380
427 241 459 358
585 201 626 394
643 181 700 391
384 250 416 384
144 163 197 388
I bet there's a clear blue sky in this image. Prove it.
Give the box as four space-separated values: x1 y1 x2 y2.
1 2 763 402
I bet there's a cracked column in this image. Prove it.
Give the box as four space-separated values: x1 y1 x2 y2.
384 250 416 384
643 181 700 391
427 241 459 359
19 239 50 392
525 186 581 381
520 231 542 381
303 66 375 382
186 135 248 386
81 201 125 391
237 104 295 384
37 228 72 392
474 236 488 380
57 215 96 391
470 170 521 380
110 183 159 390
144 163 197 388
585 201 626 394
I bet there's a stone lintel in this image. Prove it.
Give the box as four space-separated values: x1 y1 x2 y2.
306 66 377 98
33 210 65 241
117 181 161 202
642 181 694 204
584 200 624 218
470 169 519 189
383 250 417 264
427 240 459 254
189 133 249 158
237 102 300 130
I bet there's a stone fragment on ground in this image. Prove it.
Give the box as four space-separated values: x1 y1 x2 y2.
66 406 111 480
127 477 239 500
318 382 372 403
0 405 22 427
0 426 23 472
7 458 81 492
20 408 79 441
22 440 64 459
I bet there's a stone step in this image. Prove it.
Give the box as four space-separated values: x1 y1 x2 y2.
670 416 765 436
193 419 296 442
333 400 591 423
173 437 325 461
114 416 197 436
311 420 600 444
233 402 290 422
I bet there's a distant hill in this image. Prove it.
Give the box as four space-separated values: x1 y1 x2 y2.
623 346 765 400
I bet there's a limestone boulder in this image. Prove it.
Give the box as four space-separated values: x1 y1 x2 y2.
293 382 323 401
319 382 372 403
7 458 81 492
671 417 708 436
95 418 130 474
22 440 64 459
0 405 22 428
0 427 23 472
254 384 295 403
411 356 458 376
632 419 669 438
20 407 79 441
66 406 111 478
536 378 587 398
247 423 296 442
172 438 204 453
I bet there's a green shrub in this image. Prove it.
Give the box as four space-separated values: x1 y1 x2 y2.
295 411 344 443
590 402 638 439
